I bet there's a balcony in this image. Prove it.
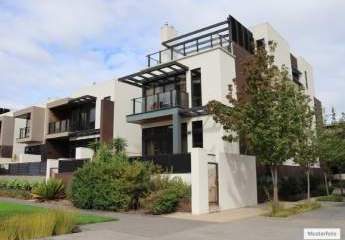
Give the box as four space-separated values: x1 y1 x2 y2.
131 90 188 115
18 127 30 139
48 119 70 135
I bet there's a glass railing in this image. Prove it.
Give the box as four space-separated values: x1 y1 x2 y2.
18 127 30 139
48 119 70 134
132 90 189 115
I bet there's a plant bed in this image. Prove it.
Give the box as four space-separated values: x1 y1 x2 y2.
264 201 321 218
316 195 344 202
0 201 115 239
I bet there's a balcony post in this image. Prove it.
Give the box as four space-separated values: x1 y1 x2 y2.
172 110 182 154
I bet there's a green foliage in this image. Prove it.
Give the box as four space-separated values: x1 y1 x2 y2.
0 179 38 191
71 146 156 211
317 194 344 202
31 179 65 200
265 201 321 218
142 176 191 215
0 210 77 240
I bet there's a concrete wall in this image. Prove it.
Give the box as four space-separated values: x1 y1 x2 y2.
191 148 257 214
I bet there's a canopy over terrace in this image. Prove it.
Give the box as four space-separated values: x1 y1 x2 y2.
118 61 188 88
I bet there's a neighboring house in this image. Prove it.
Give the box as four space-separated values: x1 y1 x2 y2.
44 80 141 161
13 106 46 163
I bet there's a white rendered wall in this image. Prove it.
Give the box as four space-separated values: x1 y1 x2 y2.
217 153 257 210
251 23 292 76
113 81 142 156
179 48 240 155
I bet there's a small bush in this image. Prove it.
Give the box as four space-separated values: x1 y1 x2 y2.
71 145 156 211
32 179 65 200
317 195 344 202
142 176 191 215
0 210 76 240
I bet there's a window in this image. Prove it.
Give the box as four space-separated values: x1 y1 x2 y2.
304 71 309 89
191 68 202 108
192 121 203 148
256 38 265 49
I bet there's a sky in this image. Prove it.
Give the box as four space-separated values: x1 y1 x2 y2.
0 0 344 117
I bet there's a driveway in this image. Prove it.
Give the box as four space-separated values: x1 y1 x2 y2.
49 203 345 240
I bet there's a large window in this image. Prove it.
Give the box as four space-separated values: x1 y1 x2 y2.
191 68 202 108
192 121 203 148
142 123 188 156
70 104 96 131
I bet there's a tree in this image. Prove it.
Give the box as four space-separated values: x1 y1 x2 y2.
294 131 318 201
292 85 316 201
317 113 345 195
207 44 309 212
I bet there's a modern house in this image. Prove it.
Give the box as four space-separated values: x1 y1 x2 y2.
119 15 260 214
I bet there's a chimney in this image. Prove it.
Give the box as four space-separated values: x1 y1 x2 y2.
160 23 177 49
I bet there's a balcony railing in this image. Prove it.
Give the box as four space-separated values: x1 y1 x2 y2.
131 90 188 115
147 34 231 67
48 119 70 134
18 127 30 139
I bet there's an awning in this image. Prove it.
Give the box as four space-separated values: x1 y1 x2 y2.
118 61 188 88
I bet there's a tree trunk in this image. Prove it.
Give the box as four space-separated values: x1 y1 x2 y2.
270 165 279 213
324 173 329 196
306 168 311 201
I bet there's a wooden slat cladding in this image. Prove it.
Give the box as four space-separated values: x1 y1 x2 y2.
100 98 114 144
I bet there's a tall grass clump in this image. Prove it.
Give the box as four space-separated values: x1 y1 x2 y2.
31 179 65 200
0 210 76 240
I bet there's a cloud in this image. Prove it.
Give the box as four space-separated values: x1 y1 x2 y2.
0 0 344 115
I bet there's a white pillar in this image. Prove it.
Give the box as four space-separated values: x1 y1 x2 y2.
191 148 209 214
46 159 59 182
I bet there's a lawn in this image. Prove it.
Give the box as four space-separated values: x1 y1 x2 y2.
0 201 115 225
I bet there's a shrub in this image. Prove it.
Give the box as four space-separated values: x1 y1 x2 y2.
142 176 191 215
317 195 344 202
0 210 76 240
32 179 65 200
71 145 156 211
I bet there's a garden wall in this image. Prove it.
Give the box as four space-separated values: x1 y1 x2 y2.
191 148 257 214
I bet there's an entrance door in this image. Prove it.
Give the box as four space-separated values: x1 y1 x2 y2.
208 163 219 207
